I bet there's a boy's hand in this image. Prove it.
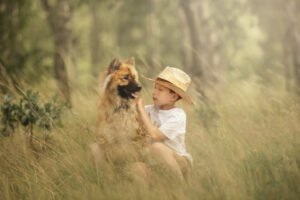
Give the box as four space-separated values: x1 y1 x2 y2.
132 93 144 112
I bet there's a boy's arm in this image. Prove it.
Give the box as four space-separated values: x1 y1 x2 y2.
135 97 167 142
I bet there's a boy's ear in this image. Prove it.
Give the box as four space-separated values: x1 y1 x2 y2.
125 57 135 66
171 92 180 102
107 58 121 74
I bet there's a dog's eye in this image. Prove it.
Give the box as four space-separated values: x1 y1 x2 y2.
123 75 130 80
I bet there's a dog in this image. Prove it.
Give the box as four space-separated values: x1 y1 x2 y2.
90 57 147 166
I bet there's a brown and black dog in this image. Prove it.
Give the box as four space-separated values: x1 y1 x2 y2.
90 57 147 166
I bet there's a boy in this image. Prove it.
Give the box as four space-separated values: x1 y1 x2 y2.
135 66 193 181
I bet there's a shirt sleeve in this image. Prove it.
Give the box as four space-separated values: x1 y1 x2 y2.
159 112 186 140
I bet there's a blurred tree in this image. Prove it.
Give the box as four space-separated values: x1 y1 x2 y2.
179 9 190 72
0 0 32 90
3 0 296 100
0 62 10 94
116 0 156 68
285 0 300 95
144 0 159 70
0 1 55 89
180 0 246 102
89 0 103 77
180 0 204 81
249 0 300 95
40 0 72 104
180 0 209 102
201 0 246 85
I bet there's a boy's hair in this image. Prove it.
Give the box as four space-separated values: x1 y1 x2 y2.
169 88 182 101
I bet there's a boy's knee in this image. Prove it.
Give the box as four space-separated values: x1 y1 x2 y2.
149 142 163 152
149 142 170 157
149 142 179 165
149 143 186 181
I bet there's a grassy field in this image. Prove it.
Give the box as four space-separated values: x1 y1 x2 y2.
0 82 299 200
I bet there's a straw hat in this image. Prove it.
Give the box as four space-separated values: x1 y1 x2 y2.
144 66 193 104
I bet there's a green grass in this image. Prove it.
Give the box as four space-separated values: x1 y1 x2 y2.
0 84 299 200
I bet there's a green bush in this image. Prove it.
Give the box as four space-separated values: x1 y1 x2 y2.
0 89 65 146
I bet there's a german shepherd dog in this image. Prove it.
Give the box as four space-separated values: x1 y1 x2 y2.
90 57 146 166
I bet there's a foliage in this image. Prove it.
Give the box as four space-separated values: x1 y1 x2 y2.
0 89 65 142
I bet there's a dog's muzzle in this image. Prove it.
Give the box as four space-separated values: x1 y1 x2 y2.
118 82 142 99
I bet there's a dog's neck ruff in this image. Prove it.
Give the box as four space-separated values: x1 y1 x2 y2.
113 102 130 113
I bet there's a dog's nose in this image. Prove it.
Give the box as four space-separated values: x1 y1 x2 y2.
136 85 142 91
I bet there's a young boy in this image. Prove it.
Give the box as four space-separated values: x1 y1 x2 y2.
135 66 193 181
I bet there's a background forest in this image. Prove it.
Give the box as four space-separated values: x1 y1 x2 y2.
0 0 300 200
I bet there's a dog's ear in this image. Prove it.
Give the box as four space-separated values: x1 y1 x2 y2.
125 57 135 66
107 58 121 74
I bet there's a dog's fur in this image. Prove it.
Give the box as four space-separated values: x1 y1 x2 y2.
90 57 147 165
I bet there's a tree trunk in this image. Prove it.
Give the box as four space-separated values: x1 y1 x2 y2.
41 0 71 104
0 62 9 94
283 37 292 92
180 0 204 80
180 0 209 103
285 0 300 95
145 0 160 76
90 0 102 77
179 10 190 71
292 35 300 95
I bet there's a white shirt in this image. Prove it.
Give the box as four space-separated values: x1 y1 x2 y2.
145 105 192 162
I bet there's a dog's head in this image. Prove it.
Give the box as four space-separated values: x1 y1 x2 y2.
103 57 142 99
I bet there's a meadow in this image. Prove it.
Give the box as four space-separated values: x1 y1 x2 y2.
0 81 299 200
2 0 300 199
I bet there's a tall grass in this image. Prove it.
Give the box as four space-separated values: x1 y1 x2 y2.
0 82 299 200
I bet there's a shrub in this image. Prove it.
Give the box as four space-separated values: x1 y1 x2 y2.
0 89 65 148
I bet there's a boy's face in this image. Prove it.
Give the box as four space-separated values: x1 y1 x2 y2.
152 83 179 107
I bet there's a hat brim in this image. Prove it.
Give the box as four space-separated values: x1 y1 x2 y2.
141 75 193 105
